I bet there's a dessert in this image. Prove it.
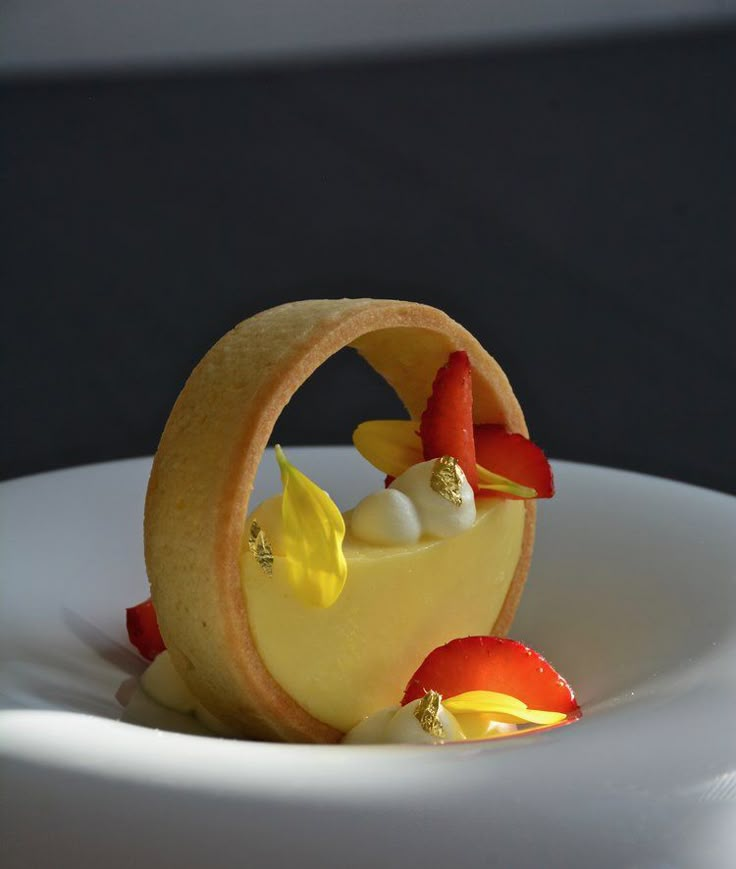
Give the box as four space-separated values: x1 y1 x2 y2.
135 299 575 743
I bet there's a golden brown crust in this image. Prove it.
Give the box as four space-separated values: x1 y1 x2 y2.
144 299 535 742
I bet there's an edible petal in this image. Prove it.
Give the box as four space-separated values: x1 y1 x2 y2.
352 420 423 479
275 445 348 608
452 714 517 741
476 465 538 499
443 690 567 725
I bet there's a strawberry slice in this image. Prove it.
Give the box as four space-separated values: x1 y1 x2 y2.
474 424 554 499
126 597 166 661
402 636 579 716
420 351 479 493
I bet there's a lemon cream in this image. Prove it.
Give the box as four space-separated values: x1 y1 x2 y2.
241 495 525 732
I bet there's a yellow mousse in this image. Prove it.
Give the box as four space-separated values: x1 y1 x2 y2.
241 495 525 732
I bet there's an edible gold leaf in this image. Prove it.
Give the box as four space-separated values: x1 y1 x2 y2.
248 520 273 576
430 455 463 506
414 690 446 738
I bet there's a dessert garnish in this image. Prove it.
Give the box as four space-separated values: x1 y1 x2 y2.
342 693 465 745
125 598 165 661
381 457 476 540
430 456 464 505
414 689 445 737
342 637 578 744
420 350 479 492
273 445 347 607
352 350 552 502
402 636 579 720
442 691 567 725
475 424 555 500
349 488 422 546
248 521 273 576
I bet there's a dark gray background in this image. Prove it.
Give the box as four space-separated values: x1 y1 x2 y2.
2 25 735 492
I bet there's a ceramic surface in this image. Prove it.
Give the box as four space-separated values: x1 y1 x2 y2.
2 451 735 868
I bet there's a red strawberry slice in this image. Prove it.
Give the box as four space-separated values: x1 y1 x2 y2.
402 636 579 715
126 597 166 661
420 350 479 493
474 424 554 499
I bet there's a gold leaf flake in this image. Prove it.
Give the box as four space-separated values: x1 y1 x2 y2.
414 690 446 738
248 520 273 576
430 455 463 506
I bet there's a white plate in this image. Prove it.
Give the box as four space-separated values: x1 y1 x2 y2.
2 450 735 868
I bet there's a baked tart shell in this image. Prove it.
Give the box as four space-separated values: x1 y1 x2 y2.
144 299 536 742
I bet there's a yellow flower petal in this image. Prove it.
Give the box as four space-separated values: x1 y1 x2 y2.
506 708 567 725
452 713 511 740
444 690 567 726
275 445 347 608
476 466 538 499
352 420 423 479
443 690 527 711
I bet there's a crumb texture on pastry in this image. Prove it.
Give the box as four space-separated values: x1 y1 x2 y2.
144 299 535 742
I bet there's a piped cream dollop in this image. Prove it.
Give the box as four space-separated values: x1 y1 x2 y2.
350 458 476 546
133 651 235 736
343 694 464 745
342 692 517 744
141 650 196 713
350 488 422 546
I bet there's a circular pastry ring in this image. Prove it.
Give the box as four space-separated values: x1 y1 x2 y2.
145 299 536 742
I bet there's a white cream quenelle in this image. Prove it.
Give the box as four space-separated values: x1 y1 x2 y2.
342 693 465 745
349 489 422 546
350 458 476 546
137 651 234 736
342 691 519 744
